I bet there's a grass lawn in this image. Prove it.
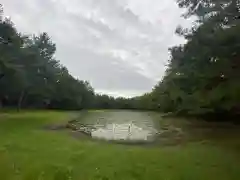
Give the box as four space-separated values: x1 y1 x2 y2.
0 110 240 180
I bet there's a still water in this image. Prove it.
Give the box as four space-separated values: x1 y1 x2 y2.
77 110 160 142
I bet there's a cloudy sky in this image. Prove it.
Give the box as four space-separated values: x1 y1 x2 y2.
2 0 193 97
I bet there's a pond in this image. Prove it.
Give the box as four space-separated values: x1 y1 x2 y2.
66 110 240 146
71 110 161 143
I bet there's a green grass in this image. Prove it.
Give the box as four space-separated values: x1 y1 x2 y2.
0 111 240 180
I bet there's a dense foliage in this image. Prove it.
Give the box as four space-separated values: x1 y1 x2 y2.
0 5 136 110
135 0 240 117
1 0 240 118
0 6 94 110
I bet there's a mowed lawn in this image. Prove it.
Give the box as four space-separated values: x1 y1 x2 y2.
0 111 240 180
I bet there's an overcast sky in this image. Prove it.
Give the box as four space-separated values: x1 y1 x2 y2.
2 0 193 97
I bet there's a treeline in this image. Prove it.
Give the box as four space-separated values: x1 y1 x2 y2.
0 6 137 111
0 6 95 110
134 0 240 118
1 1 240 118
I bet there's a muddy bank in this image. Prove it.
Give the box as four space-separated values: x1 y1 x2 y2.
65 119 96 136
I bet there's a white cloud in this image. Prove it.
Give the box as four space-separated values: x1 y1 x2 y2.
1 0 193 97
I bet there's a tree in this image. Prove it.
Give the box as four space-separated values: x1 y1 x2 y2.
0 7 96 110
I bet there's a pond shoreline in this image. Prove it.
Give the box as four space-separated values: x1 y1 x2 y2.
62 111 186 146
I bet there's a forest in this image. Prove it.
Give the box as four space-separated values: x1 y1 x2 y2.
0 0 240 118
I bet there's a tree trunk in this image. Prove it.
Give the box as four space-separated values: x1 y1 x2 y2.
18 90 25 111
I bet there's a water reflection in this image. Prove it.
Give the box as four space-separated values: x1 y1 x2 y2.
91 122 157 141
